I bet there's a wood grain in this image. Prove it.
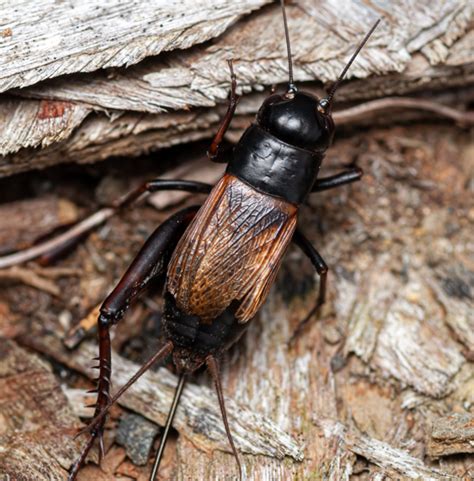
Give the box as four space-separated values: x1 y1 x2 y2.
2 88 473 177
18 1 474 112
0 97 90 155
0 0 472 174
21 333 304 462
0 0 271 92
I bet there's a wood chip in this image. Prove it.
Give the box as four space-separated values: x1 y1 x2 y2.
428 413 474 457
0 195 79 254
318 418 458 481
0 266 61 296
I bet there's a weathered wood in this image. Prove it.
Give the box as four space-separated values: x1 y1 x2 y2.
3 69 474 160
319 419 459 481
0 1 472 478
0 0 472 174
3 121 470 480
342 267 465 397
426 262 474 357
19 1 473 113
0 0 271 92
0 97 90 155
21 333 304 461
427 413 474 457
0 340 82 480
0 107 221 173
1 89 473 176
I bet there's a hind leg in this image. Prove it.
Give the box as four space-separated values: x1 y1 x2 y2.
68 206 198 480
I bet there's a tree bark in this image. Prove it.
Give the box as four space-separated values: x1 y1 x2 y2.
0 0 472 174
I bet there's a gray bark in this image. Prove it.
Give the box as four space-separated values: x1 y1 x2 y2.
0 0 472 174
0 0 271 92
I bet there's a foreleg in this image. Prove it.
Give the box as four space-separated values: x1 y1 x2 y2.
207 60 240 163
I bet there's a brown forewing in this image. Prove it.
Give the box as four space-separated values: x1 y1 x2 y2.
166 174 297 323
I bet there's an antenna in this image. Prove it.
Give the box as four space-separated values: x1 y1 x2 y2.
280 0 296 93
326 19 381 107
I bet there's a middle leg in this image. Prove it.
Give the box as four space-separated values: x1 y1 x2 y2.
288 229 328 344
113 179 212 209
312 167 363 192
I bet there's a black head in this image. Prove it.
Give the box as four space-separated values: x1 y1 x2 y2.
257 90 334 152
267 0 380 153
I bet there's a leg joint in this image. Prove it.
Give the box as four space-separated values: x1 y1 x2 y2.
98 310 116 328
319 265 329 276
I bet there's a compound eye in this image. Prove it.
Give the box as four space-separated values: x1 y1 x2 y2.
317 98 330 115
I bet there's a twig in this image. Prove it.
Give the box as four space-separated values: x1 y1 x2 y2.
29 266 82 278
0 208 114 269
0 266 61 296
334 97 474 126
